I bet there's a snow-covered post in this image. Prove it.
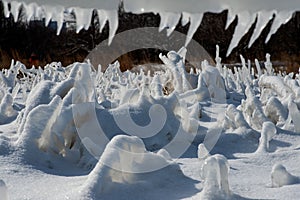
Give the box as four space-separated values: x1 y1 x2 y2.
256 121 277 153
271 164 299 187
0 179 8 200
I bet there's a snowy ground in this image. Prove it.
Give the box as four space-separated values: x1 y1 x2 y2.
1 48 300 199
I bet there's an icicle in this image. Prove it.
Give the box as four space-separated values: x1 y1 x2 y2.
2 1 10 18
97 9 108 33
265 11 294 43
10 1 22 23
158 12 181 36
225 9 236 30
226 11 256 56
181 12 190 26
23 2 42 23
248 10 274 48
42 5 64 35
106 10 119 45
185 13 203 46
74 7 93 33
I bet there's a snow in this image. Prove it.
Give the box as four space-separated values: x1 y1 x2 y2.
256 121 277 153
0 179 8 200
271 164 299 187
1 13 300 199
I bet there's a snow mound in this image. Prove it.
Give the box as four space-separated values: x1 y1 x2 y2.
271 164 299 187
81 135 184 199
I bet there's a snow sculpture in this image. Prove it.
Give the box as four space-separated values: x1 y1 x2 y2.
271 164 299 187
81 135 174 197
201 60 226 102
240 86 268 130
288 100 300 133
200 154 231 199
197 143 210 160
264 97 288 125
259 75 290 98
256 121 277 153
0 179 8 200
17 63 96 166
159 48 190 93
0 93 18 124
223 104 251 133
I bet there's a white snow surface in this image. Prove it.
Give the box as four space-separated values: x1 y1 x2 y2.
0 48 300 199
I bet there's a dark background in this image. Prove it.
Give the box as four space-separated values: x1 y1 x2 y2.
0 1 299 72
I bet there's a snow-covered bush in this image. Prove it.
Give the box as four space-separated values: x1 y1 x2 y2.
271 164 299 187
256 121 277 153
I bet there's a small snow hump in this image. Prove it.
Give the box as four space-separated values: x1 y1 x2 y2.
0 179 8 200
271 164 299 187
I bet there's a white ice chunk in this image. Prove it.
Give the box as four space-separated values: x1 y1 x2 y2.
0 180 8 200
158 12 181 36
256 121 277 153
265 11 294 43
73 7 93 33
201 154 231 199
271 164 299 187
185 13 203 46
227 11 256 56
248 10 274 48
288 101 300 133
197 143 210 160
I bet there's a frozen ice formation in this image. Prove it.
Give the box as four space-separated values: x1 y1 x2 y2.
256 121 277 153
2 0 300 55
223 104 251 133
200 154 231 199
80 135 179 198
0 179 8 200
0 93 18 124
271 164 299 187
